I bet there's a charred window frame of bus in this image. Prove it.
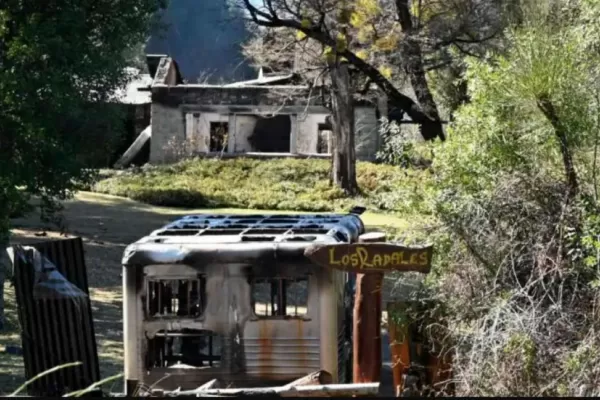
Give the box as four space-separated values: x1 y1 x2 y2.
144 274 207 319
251 275 310 319
143 274 223 370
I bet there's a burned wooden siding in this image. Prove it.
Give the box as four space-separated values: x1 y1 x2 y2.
12 238 100 396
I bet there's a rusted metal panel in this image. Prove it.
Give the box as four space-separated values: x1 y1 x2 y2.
244 337 321 374
12 238 100 396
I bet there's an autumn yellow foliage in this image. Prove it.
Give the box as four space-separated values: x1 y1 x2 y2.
374 33 399 52
378 65 393 79
336 32 348 52
350 0 380 28
410 0 446 23
356 49 369 60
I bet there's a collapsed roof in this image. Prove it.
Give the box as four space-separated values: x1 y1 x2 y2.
122 213 366 267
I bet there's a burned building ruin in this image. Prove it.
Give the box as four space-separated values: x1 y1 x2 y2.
118 56 382 165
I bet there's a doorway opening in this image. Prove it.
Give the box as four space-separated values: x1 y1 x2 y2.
317 123 332 154
210 122 228 152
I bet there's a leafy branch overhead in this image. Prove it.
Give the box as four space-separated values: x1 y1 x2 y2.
241 0 446 140
241 0 509 140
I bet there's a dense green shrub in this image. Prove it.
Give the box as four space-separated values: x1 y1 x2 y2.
391 3 600 396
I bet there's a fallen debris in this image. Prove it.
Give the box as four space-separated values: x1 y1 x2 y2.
162 382 379 397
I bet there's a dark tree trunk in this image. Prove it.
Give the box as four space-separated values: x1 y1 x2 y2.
329 61 359 195
450 76 470 120
396 0 444 140
536 95 579 199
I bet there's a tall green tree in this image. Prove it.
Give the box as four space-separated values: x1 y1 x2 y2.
0 0 166 327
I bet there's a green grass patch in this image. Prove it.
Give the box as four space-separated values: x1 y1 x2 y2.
93 157 431 214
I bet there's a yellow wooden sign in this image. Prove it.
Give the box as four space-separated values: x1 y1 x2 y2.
304 243 432 273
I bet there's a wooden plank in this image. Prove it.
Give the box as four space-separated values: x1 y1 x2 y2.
114 125 151 169
283 370 333 388
353 273 383 384
304 243 433 273
196 378 219 390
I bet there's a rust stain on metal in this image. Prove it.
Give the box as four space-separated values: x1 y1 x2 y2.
296 318 307 368
258 320 273 374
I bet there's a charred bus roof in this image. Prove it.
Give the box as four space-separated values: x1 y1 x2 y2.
122 212 366 267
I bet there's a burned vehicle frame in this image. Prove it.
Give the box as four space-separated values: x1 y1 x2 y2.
121 212 364 394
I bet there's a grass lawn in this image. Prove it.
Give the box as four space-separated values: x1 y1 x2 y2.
0 191 411 394
93 158 430 215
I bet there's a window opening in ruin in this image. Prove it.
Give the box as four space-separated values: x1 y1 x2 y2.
184 112 201 140
248 115 291 152
252 277 308 318
145 277 206 319
145 329 223 369
210 121 228 152
317 123 332 154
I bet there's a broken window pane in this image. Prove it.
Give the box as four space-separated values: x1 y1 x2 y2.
252 279 278 316
145 277 206 318
286 278 309 317
317 125 332 154
252 277 308 318
248 115 291 152
146 329 223 369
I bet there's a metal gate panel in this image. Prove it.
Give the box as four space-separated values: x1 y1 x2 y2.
12 237 100 396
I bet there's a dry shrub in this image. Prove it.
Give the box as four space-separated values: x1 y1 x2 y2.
424 173 600 396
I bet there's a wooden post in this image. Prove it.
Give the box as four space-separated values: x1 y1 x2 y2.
353 232 386 383
387 302 411 396
303 235 433 388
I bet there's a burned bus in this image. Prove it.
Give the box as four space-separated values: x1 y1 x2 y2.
121 211 367 394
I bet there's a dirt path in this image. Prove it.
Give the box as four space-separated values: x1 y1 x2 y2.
1 191 398 394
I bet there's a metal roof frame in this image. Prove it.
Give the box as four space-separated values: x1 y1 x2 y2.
122 213 366 267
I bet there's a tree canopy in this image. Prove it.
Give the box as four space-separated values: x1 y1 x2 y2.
240 0 510 138
0 0 165 241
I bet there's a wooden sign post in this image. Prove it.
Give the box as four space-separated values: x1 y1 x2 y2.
305 235 433 391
